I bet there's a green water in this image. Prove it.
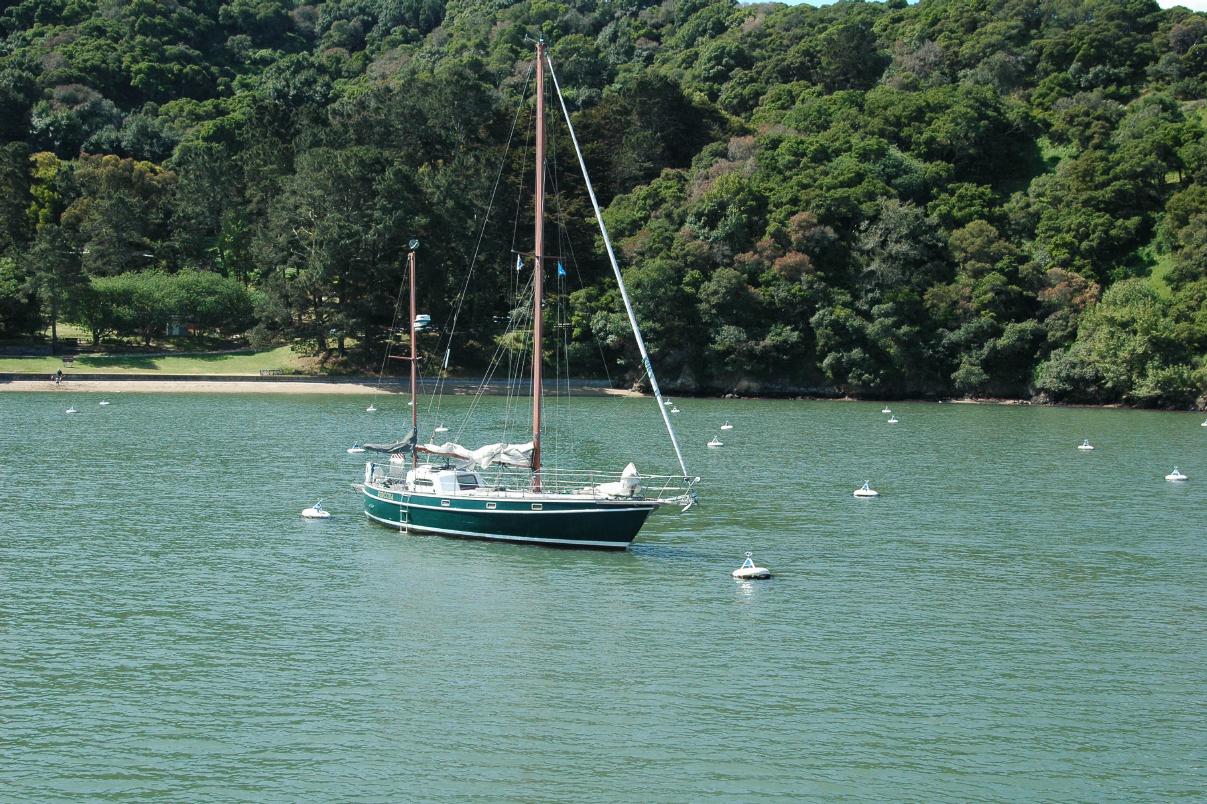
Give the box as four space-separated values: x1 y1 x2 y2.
2 392 1204 801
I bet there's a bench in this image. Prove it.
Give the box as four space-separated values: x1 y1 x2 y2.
259 368 283 376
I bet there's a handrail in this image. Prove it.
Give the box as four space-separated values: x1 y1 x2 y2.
365 460 696 503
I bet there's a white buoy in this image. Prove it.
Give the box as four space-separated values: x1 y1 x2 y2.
720 421 733 430
887 415 899 424
881 406 891 414
301 501 331 519
1078 439 1094 451
671 406 680 414
853 480 879 498
366 404 377 412
732 552 771 580
347 443 365 454
1165 467 1188 482
98 400 110 406
434 424 449 433
707 436 723 448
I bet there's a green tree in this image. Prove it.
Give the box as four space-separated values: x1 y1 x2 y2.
100 270 177 346
21 224 86 353
64 277 124 345
0 254 40 336
1036 279 1198 406
60 154 176 277
0 142 31 252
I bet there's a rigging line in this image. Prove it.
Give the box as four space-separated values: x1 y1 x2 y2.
545 94 561 455
504 269 530 435
509 93 536 296
547 128 574 450
546 155 614 393
498 107 537 439
559 233 614 389
558 224 620 408
554 274 571 459
503 269 537 445
432 62 536 434
460 265 536 443
546 53 691 479
499 75 541 448
374 258 410 398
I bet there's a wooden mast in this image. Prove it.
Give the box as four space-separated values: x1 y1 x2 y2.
408 246 418 468
531 39 545 490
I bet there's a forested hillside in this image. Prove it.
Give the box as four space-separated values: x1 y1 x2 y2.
1 0 1205 405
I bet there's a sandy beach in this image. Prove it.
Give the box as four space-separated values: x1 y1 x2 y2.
2 379 384 394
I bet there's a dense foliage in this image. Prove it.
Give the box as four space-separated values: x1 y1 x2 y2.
1 0 1205 405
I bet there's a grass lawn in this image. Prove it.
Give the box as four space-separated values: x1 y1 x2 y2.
1147 249 1175 298
0 346 313 375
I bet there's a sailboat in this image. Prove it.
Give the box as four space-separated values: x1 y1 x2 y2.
355 41 697 549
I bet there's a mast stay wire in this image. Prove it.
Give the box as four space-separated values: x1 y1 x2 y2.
545 53 691 480
425 63 536 438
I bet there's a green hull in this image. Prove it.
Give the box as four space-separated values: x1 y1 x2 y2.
362 484 657 549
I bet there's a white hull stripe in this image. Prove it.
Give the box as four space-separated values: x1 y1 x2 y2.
362 488 654 514
363 511 630 548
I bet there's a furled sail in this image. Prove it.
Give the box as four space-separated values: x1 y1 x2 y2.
420 441 534 469
363 428 417 454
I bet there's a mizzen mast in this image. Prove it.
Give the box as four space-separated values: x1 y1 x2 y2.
408 244 418 467
531 39 546 490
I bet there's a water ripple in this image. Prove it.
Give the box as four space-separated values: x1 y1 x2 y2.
0 394 1203 800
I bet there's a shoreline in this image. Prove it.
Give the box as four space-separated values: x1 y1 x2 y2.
1 374 1200 410
0 374 641 396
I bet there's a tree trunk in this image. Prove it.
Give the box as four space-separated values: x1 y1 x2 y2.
50 298 58 355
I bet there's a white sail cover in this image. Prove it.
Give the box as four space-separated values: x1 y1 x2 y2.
420 441 534 469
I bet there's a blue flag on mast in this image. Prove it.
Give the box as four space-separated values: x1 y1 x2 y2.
557 261 566 277
516 254 524 271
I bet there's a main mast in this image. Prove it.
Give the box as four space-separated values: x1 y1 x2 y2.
531 39 546 489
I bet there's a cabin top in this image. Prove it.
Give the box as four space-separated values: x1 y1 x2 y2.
405 463 485 495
